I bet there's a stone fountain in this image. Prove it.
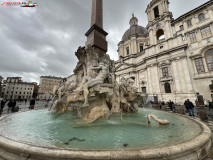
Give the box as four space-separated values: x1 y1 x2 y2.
0 0 211 159
49 0 145 124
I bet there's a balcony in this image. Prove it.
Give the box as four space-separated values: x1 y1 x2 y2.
160 76 173 82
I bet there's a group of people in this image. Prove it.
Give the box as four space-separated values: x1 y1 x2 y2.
0 99 17 113
158 100 175 112
158 99 196 117
158 98 213 118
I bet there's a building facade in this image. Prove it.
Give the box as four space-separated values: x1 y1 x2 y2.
115 0 213 104
2 77 34 100
37 76 63 100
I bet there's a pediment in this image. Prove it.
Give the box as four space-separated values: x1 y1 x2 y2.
115 62 133 71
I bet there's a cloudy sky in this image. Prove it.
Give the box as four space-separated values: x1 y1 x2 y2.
0 0 209 83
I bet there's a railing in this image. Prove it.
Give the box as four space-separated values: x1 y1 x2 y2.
160 76 173 81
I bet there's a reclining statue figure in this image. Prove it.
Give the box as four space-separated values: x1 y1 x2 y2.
75 62 109 107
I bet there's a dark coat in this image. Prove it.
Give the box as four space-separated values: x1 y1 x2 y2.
184 100 194 109
0 100 6 108
30 99 35 106
168 101 174 108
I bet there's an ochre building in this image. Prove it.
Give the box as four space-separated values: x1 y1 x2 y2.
38 76 63 100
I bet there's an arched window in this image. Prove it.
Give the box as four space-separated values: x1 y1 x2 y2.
186 19 192 27
206 49 213 71
198 13 205 22
156 29 165 41
164 82 171 93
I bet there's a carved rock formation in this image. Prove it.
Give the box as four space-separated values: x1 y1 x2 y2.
49 46 143 123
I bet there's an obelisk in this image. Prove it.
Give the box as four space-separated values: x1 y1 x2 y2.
85 0 108 54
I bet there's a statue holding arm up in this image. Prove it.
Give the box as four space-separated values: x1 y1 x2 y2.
76 62 109 107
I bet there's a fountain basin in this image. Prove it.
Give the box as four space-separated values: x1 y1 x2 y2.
0 109 211 160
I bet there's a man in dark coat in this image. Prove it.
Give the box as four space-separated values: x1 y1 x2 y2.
168 100 174 111
184 99 194 117
30 99 35 109
7 100 13 113
11 99 16 112
1 99 6 110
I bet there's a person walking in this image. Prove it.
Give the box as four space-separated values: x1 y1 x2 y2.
30 99 35 109
25 99 27 105
184 99 194 117
7 100 13 113
168 100 174 112
1 99 6 110
0 99 6 115
11 99 16 113
158 101 162 110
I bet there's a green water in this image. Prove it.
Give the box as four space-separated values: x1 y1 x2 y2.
0 109 202 150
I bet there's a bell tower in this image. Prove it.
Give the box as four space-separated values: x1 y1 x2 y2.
145 0 173 46
85 0 108 54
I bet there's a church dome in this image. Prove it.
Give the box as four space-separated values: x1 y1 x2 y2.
122 14 148 41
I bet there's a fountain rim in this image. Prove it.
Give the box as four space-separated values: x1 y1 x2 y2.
0 109 211 159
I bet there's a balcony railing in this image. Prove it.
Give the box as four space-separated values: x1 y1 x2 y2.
160 76 173 82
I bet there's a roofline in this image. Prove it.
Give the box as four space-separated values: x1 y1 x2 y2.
172 0 213 24
40 76 63 79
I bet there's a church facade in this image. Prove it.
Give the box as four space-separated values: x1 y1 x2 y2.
115 0 213 104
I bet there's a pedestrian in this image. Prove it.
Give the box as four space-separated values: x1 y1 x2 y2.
184 99 195 117
25 99 27 105
168 100 174 112
1 99 6 110
11 99 16 112
30 99 35 109
158 101 162 110
0 99 6 115
7 100 13 113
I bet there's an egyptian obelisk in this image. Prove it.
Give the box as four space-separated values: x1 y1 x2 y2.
85 0 108 54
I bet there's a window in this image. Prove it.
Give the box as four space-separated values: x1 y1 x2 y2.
200 26 212 39
156 29 165 41
179 25 184 31
126 47 130 56
142 87 146 94
187 20 192 27
189 32 197 43
165 82 171 93
162 67 169 77
154 6 160 19
206 49 213 71
160 46 164 49
139 44 144 52
195 58 205 73
198 13 205 22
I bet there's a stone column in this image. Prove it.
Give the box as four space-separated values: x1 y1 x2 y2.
91 0 103 28
85 0 108 53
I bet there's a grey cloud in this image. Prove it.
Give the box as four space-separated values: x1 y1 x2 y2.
0 0 210 83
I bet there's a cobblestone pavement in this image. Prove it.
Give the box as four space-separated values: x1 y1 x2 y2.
1 102 213 159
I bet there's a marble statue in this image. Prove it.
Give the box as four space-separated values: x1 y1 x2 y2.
147 114 169 125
